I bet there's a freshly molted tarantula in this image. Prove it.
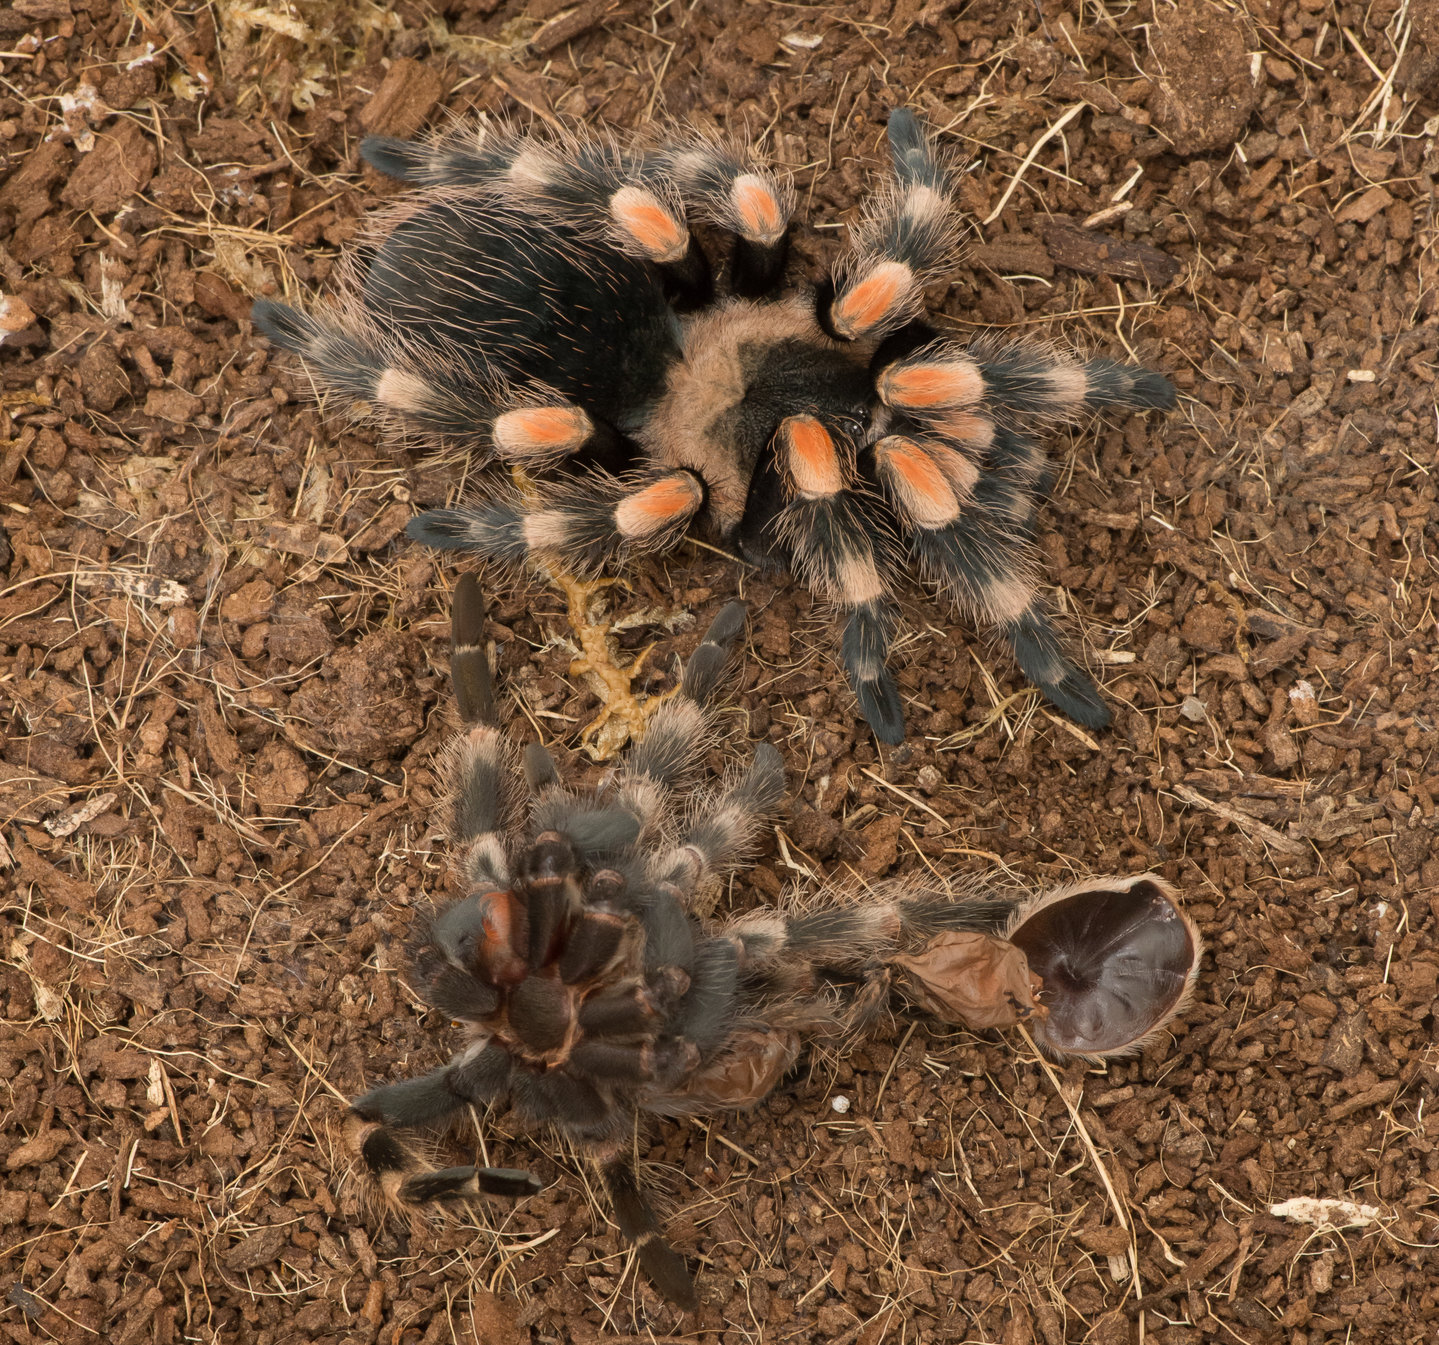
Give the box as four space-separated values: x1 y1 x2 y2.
253 109 1175 745
347 575 1200 1309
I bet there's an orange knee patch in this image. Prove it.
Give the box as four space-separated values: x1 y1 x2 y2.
830 261 914 339
879 359 983 410
731 174 786 242
493 405 593 457
614 473 703 540
779 415 845 496
609 187 689 263
875 436 960 528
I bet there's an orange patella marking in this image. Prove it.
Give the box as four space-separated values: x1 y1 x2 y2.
877 437 959 527
615 475 702 536
610 188 688 263
833 262 912 337
782 416 844 495
496 405 591 452
882 360 983 409
732 175 784 240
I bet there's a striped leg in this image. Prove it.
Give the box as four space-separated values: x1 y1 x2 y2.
407 468 704 571
594 1143 698 1310
445 574 521 888
251 299 632 470
871 434 1110 727
346 1043 540 1208
361 123 712 307
772 415 905 744
820 109 962 343
876 335 1176 424
646 742 786 898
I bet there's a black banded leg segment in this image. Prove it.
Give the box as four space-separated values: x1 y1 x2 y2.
253 298 563 451
251 301 389 403
648 741 786 895
841 601 904 746
1076 358 1178 410
407 468 703 571
868 431 1108 728
348 1111 541 1208
909 523 1109 728
451 573 495 726
401 1164 543 1201
896 895 1020 940
596 1148 698 1309
359 128 531 187
774 416 904 744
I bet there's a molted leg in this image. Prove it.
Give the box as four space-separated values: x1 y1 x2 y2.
596 1147 698 1310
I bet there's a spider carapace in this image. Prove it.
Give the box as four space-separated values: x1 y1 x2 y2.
253 109 1175 745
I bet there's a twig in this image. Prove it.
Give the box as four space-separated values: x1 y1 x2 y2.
858 767 949 829
982 102 1086 225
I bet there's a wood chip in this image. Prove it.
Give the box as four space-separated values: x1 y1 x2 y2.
1170 783 1308 854
42 791 116 838
528 0 620 55
1042 219 1182 285
75 568 188 607
359 57 446 139
258 520 349 566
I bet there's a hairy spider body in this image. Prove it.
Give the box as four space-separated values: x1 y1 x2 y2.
347 576 1200 1309
254 110 1174 744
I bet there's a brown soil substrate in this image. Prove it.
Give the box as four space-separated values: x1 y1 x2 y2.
2 1 1437 1342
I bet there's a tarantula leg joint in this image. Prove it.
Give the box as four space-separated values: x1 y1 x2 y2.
778 415 847 497
877 355 984 411
493 405 595 460
873 435 963 528
608 186 690 264
829 261 917 340
613 472 704 542
731 173 787 242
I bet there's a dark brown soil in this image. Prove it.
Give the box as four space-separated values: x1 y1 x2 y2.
3 1 1438 1342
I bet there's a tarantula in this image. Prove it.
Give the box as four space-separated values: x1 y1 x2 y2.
348 575 1200 1309
253 109 1175 746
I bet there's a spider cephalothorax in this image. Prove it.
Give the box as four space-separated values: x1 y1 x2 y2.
347 576 1201 1309
253 109 1175 745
